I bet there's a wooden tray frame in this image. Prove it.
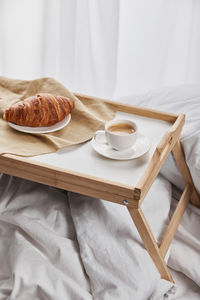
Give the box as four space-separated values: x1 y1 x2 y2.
0 93 200 282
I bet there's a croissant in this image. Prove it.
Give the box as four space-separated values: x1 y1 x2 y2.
3 93 75 127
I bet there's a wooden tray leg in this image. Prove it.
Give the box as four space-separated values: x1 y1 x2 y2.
128 207 174 282
172 140 200 208
159 184 191 258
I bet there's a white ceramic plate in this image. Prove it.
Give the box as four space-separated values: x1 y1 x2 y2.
7 114 71 134
91 132 151 160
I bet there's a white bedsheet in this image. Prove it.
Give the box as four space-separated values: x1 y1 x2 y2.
168 188 200 288
169 269 200 299
0 174 92 300
0 175 199 299
69 174 173 300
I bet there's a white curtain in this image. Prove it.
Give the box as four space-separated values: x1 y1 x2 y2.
115 0 200 97
0 0 120 98
0 0 200 98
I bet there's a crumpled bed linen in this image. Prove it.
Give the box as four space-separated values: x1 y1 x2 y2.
0 174 92 300
169 268 200 299
1 172 199 299
69 174 173 300
0 172 173 300
168 188 200 288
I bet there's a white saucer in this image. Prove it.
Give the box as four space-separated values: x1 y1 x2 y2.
91 132 151 160
7 114 71 134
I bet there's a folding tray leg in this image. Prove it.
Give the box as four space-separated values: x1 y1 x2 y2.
172 139 200 208
127 139 200 283
159 184 191 258
158 139 200 259
128 207 174 282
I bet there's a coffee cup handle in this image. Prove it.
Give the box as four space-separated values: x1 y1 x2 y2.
94 130 107 144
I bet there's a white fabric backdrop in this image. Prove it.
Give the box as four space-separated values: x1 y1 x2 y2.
0 0 200 98
115 0 200 96
0 0 119 98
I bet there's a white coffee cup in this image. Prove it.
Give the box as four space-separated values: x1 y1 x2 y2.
94 119 138 151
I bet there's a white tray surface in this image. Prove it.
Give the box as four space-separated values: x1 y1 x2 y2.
28 112 171 187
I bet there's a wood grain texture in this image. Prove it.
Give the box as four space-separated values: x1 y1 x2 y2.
159 184 191 258
136 114 185 205
75 93 178 123
128 207 174 282
0 154 138 207
172 140 200 208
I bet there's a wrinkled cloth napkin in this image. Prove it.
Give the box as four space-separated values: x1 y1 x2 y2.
0 76 116 156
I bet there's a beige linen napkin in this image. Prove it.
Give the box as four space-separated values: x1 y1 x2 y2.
0 77 116 156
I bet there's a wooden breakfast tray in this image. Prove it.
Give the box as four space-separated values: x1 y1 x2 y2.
0 93 199 283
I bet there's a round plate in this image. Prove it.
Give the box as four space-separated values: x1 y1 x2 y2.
91 132 151 160
7 114 71 134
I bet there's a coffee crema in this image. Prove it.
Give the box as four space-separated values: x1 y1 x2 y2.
107 122 136 135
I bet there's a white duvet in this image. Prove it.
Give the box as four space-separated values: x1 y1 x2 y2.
1 173 199 299
0 175 92 300
0 172 173 299
68 175 172 300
